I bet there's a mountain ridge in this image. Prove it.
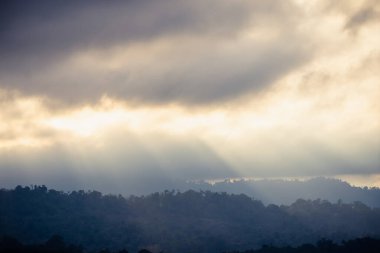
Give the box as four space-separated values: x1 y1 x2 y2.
1 185 380 253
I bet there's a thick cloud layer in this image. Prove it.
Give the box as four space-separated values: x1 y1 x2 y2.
0 0 308 105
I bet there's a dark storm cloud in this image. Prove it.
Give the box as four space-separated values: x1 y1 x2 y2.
0 0 308 106
0 0 254 55
0 0 261 73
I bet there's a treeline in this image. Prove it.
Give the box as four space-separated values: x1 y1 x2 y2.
1 186 380 253
0 234 137 253
1 235 380 253
226 237 380 253
0 235 83 253
189 177 380 207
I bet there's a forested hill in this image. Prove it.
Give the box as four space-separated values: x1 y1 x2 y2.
184 177 380 208
1 236 380 253
1 186 380 253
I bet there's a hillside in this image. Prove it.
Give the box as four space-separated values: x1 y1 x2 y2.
184 177 380 208
1 186 380 253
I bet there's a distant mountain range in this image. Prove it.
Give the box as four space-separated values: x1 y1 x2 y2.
182 177 380 208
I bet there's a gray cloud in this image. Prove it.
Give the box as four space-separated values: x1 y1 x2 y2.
345 7 379 31
0 0 265 75
0 0 253 52
0 0 308 106
2 35 307 106
0 1 296 56
322 0 380 33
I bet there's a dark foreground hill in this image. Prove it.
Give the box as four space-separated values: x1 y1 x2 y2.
1 186 380 253
1 236 380 253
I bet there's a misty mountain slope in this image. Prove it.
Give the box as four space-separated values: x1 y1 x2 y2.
183 177 380 208
1 186 380 253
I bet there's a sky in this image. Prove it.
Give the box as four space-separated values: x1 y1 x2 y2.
0 0 379 193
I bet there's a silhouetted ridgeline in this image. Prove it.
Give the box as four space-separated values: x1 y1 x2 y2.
1 235 380 253
225 237 380 253
184 177 380 208
1 186 380 253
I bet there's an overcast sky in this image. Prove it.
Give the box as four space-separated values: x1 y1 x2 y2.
0 0 379 193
